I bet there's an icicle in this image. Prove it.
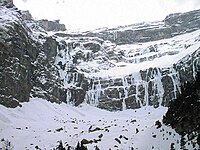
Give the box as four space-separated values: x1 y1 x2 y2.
192 57 199 79
168 67 181 99
154 68 164 106
122 98 126 111
94 78 101 106
93 78 101 106
170 74 177 99
113 31 117 41
121 77 129 110
132 72 146 107
119 89 122 99
135 82 139 104
72 73 75 84
91 80 95 104
84 77 102 106
143 81 149 106
66 90 71 104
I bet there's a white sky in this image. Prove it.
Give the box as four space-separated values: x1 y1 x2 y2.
14 0 200 31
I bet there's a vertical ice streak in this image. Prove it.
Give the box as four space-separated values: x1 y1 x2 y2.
169 67 181 99
55 41 77 103
132 72 144 106
121 76 128 110
95 78 101 105
155 67 164 106
113 31 117 41
122 98 126 111
135 81 139 104
170 74 177 99
85 77 102 106
91 79 95 104
66 90 71 104
192 57 199 79
143 81 149 106
122 76 129 98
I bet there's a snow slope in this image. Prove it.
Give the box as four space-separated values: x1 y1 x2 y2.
0 98 192 150
80 29 200 78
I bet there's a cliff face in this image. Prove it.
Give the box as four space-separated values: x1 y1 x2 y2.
0 7 64 107
0 6 200 110
0 7 37 107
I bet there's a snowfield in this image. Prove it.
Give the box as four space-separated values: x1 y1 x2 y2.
86 29 200 78
0 98 186 150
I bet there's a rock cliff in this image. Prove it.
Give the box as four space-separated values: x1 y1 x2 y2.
163 71 200 147
0 6 200 110
86 9 200 45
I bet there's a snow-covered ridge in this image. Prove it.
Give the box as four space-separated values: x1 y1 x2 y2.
81 9 200 45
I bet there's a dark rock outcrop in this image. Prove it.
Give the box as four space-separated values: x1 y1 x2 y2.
21 10 66 32
21 10 32 20
163 71 200 145
38 19 66 31
0 0 14 8
0 10 38 107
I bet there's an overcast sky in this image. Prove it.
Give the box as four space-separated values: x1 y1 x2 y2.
14 0 200 31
